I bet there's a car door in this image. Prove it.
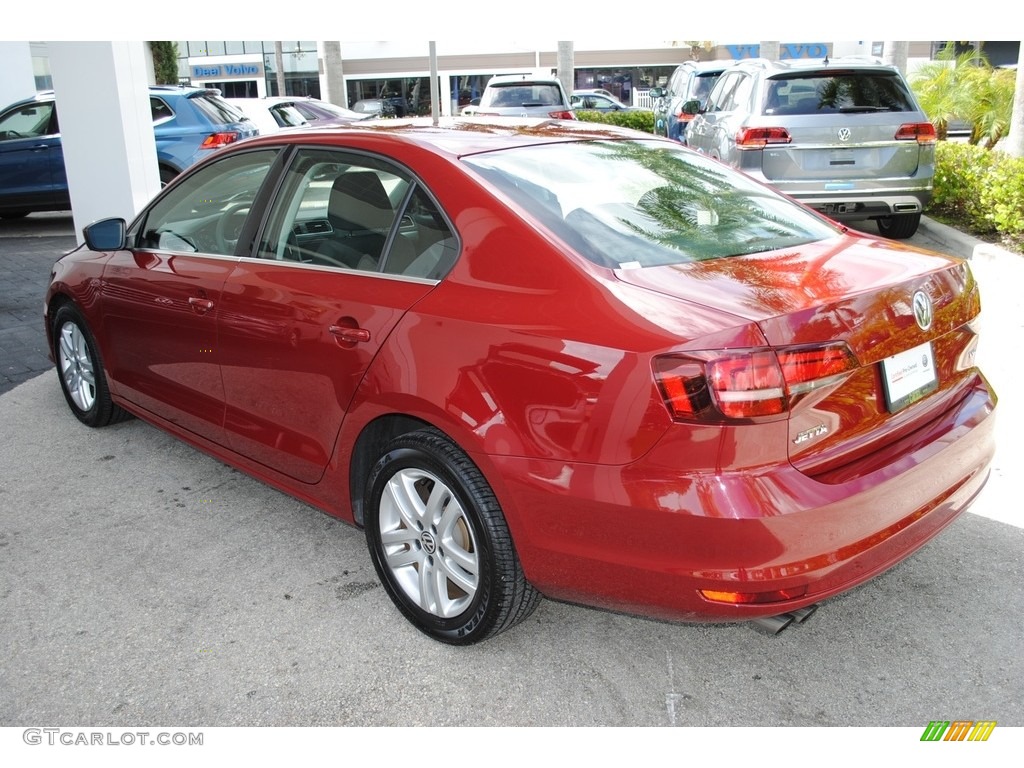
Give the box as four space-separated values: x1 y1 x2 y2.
217 147 448 483
0 99 65 212
99 147 282 443
687 71 744 157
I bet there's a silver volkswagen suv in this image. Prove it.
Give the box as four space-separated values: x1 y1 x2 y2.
474 74 576 120
684 57 936 238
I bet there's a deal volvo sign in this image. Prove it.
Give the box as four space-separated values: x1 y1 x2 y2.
191 61 265 80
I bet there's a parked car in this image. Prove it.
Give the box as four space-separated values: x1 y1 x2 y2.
351 97 410 118
0 86 257 217
280 97 375 125
474 74 575 119
650 60 729 142
683 57 936 238
228 97 309 134
571 89 644 112
45 119 995 645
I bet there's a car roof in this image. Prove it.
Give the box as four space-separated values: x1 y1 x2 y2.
486 74 562 86
235 116 654 157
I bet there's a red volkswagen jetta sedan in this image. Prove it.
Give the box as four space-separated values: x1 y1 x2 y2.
45 119 996 644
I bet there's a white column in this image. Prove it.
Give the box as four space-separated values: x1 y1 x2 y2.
0 42 37 108
47 41 160 242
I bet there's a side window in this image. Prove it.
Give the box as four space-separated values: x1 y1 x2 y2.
150 97 174 124
384 185 458 280
257 148 410 273
0 102 56 141
136 149 279 256
706 73 738 113
256 148 457 280
726 74 753 113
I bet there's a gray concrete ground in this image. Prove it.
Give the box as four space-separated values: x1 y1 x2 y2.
1 212 1022 734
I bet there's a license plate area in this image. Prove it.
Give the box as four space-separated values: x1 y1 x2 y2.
881 341 938 413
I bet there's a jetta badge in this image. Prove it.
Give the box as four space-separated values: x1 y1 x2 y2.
838 127 851 141
913 290 933 331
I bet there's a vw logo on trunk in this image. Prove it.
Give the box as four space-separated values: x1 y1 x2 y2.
913 290 933 331
837 128 851 141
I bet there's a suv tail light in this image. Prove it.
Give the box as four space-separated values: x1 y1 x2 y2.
894 122 937 144
549 110 577 120
653 344 858 421
736 126 791 149
199 131 240 150
676 109 697 122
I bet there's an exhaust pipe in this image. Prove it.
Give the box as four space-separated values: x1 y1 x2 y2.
751 604 819 635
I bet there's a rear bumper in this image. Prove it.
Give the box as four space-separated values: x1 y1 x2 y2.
488 375 996 623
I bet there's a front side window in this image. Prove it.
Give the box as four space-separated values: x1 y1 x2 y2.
136 148 280 256
0 101 55 141
464 140 838 268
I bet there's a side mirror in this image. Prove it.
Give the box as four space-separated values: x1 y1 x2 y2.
681 99 703 115
648 87 666 99
83 218 127 252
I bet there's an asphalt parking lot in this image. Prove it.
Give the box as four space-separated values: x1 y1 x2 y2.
1 212 1022 733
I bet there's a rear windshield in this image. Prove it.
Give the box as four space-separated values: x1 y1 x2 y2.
482 82 565 108
763 71 916 115
463 140 838 268
190 93 247 125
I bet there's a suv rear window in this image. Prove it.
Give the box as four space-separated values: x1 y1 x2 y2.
763 71 916 115
189 93 247 124
482 83 565 108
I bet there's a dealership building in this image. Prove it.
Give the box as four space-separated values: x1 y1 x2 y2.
21 40 1021 118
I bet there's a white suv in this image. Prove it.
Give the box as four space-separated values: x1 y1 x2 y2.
474 74 576 120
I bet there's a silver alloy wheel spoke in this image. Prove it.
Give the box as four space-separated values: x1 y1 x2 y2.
59 322 96 412
380 468 480 618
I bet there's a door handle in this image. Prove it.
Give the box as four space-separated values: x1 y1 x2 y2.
188 296 214 313
329 325 370 343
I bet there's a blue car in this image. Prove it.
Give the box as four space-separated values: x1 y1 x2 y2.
650 60 729 143
0 86 258 218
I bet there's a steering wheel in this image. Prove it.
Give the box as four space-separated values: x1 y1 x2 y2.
214 203 251 254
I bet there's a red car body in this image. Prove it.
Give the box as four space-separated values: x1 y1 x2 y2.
44 120 996 642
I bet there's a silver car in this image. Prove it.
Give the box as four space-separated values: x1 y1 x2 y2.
475 74 576 120
684 57 936 239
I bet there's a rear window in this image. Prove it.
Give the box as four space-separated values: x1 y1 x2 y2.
482 82 565 108
189 93 247 125
463 140 838 268
763 71 916 115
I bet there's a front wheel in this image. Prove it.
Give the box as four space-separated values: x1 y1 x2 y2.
876 212 921 239
364 428 540 645
52 304 131 427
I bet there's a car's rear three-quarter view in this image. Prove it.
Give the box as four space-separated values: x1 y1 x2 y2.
44 119 996 644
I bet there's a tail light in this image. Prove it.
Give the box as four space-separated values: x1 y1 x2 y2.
654 343 858 422
549 110 577 120
676 110 697 122
736 126 791 149
895 122 937 144
199 131 240 150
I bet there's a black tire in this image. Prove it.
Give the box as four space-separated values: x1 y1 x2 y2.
52 304 132 428
876 212 921 239
1 211 30 219
364 428 540 645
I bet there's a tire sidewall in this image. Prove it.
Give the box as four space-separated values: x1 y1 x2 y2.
52 305 108 427
365 439 499 644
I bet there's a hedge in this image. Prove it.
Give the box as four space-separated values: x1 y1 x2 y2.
574 109 656 134
930 142 1024 249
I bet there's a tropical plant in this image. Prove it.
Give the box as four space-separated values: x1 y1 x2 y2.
149 42 179 86
910 43 1014 148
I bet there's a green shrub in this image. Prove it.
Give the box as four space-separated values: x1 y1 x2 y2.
930 141 1024 249
931 142 997 231
575 109 655 135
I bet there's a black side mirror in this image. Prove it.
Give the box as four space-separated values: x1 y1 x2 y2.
83 218 127 252
681 100 703 115
649 87 666 99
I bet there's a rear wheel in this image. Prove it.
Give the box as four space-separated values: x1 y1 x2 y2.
876 212 921 239
52 305 131 427
159 166 178 187
364 428 540 645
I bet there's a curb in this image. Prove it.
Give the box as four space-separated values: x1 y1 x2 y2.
920 216 1020 263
